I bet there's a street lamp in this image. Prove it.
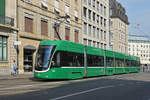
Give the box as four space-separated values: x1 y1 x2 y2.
53 15 70 40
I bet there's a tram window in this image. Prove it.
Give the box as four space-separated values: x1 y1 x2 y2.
52 52 61 67
87 55 104 67
52 51 84 67
106 57 114 67
116 59 124 67
125 60 131 67
136 61 140 67
131 60 136 67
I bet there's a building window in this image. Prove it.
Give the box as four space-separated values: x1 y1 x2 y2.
101 30 103 40
100 4 103 14
93 12 96 22
104 19 106 27
104 31 106 40
97 42 99 48
65 5 70 15
83 7 87 18
41 0 48 9
104 6 106 16
83 38 87 45
109 20 113 26
74 10 78 22
88 24 91 36
24 17 33 33
97 15 99 24
65 27 70 41
88 0 91 6
101 43 103 49
97 1 99 11
97 28 99 39
93 41 96 47
54 0 60 14
0 36 7 61
41 19 48 36
24 0 30 3
83 22 87 34
93 26 96 37
109 31 113 40
93 0 95 8
88 40 92 46
74 30 79 43
84 0 87 4
100 17 103 25
88 9 91 20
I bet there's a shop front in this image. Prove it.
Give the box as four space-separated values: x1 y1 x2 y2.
18 37 40 74
24 45 36 72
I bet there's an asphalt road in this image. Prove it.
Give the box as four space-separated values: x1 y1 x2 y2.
0 72 150 100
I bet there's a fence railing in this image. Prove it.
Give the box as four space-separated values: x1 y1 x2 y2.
0 15 14 27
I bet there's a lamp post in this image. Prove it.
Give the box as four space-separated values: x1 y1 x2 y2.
53 15 70 40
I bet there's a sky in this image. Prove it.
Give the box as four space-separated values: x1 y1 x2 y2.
117 0 150 38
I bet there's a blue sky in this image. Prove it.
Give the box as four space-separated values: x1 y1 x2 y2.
117 0 150 38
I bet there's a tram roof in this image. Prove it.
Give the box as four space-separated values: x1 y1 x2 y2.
40 40 84 53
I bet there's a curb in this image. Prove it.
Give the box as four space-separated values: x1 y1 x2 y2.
0 74 34 80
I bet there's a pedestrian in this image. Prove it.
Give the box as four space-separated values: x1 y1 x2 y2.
12 60 18 75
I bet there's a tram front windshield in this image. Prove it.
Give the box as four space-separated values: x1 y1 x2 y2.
35 45 55 71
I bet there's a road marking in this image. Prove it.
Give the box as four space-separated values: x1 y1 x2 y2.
50 85 114 100
118 84 125 86
136 82 143 84
129 82 134 85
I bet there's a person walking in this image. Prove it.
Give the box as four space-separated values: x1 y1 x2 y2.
12 60 18 75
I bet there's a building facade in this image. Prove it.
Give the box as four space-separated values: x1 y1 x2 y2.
109 0 129 54
17 0 82 73
128 35 150 65
0 0 18 75
82 0 110 50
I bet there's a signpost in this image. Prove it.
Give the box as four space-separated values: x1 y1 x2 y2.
14 41 21 45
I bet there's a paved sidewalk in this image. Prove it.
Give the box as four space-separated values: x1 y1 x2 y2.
0 72 34 80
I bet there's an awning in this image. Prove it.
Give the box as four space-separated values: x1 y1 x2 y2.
24 45 36 50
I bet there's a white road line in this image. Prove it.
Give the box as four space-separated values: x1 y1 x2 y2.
118 84 125 86
50 85 114 100
129 82 134 85
136 82 143 84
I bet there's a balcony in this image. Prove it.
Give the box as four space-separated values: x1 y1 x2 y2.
0 15 14 27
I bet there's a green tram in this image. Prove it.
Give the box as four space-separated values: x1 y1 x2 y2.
34 40 140 79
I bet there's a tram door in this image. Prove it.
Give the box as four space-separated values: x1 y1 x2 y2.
24 46 36 72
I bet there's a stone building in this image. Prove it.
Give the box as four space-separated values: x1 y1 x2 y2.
0 0 18 74
128 35 150 66
109 0 129 53
82 0 110 50
17 0 82 73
